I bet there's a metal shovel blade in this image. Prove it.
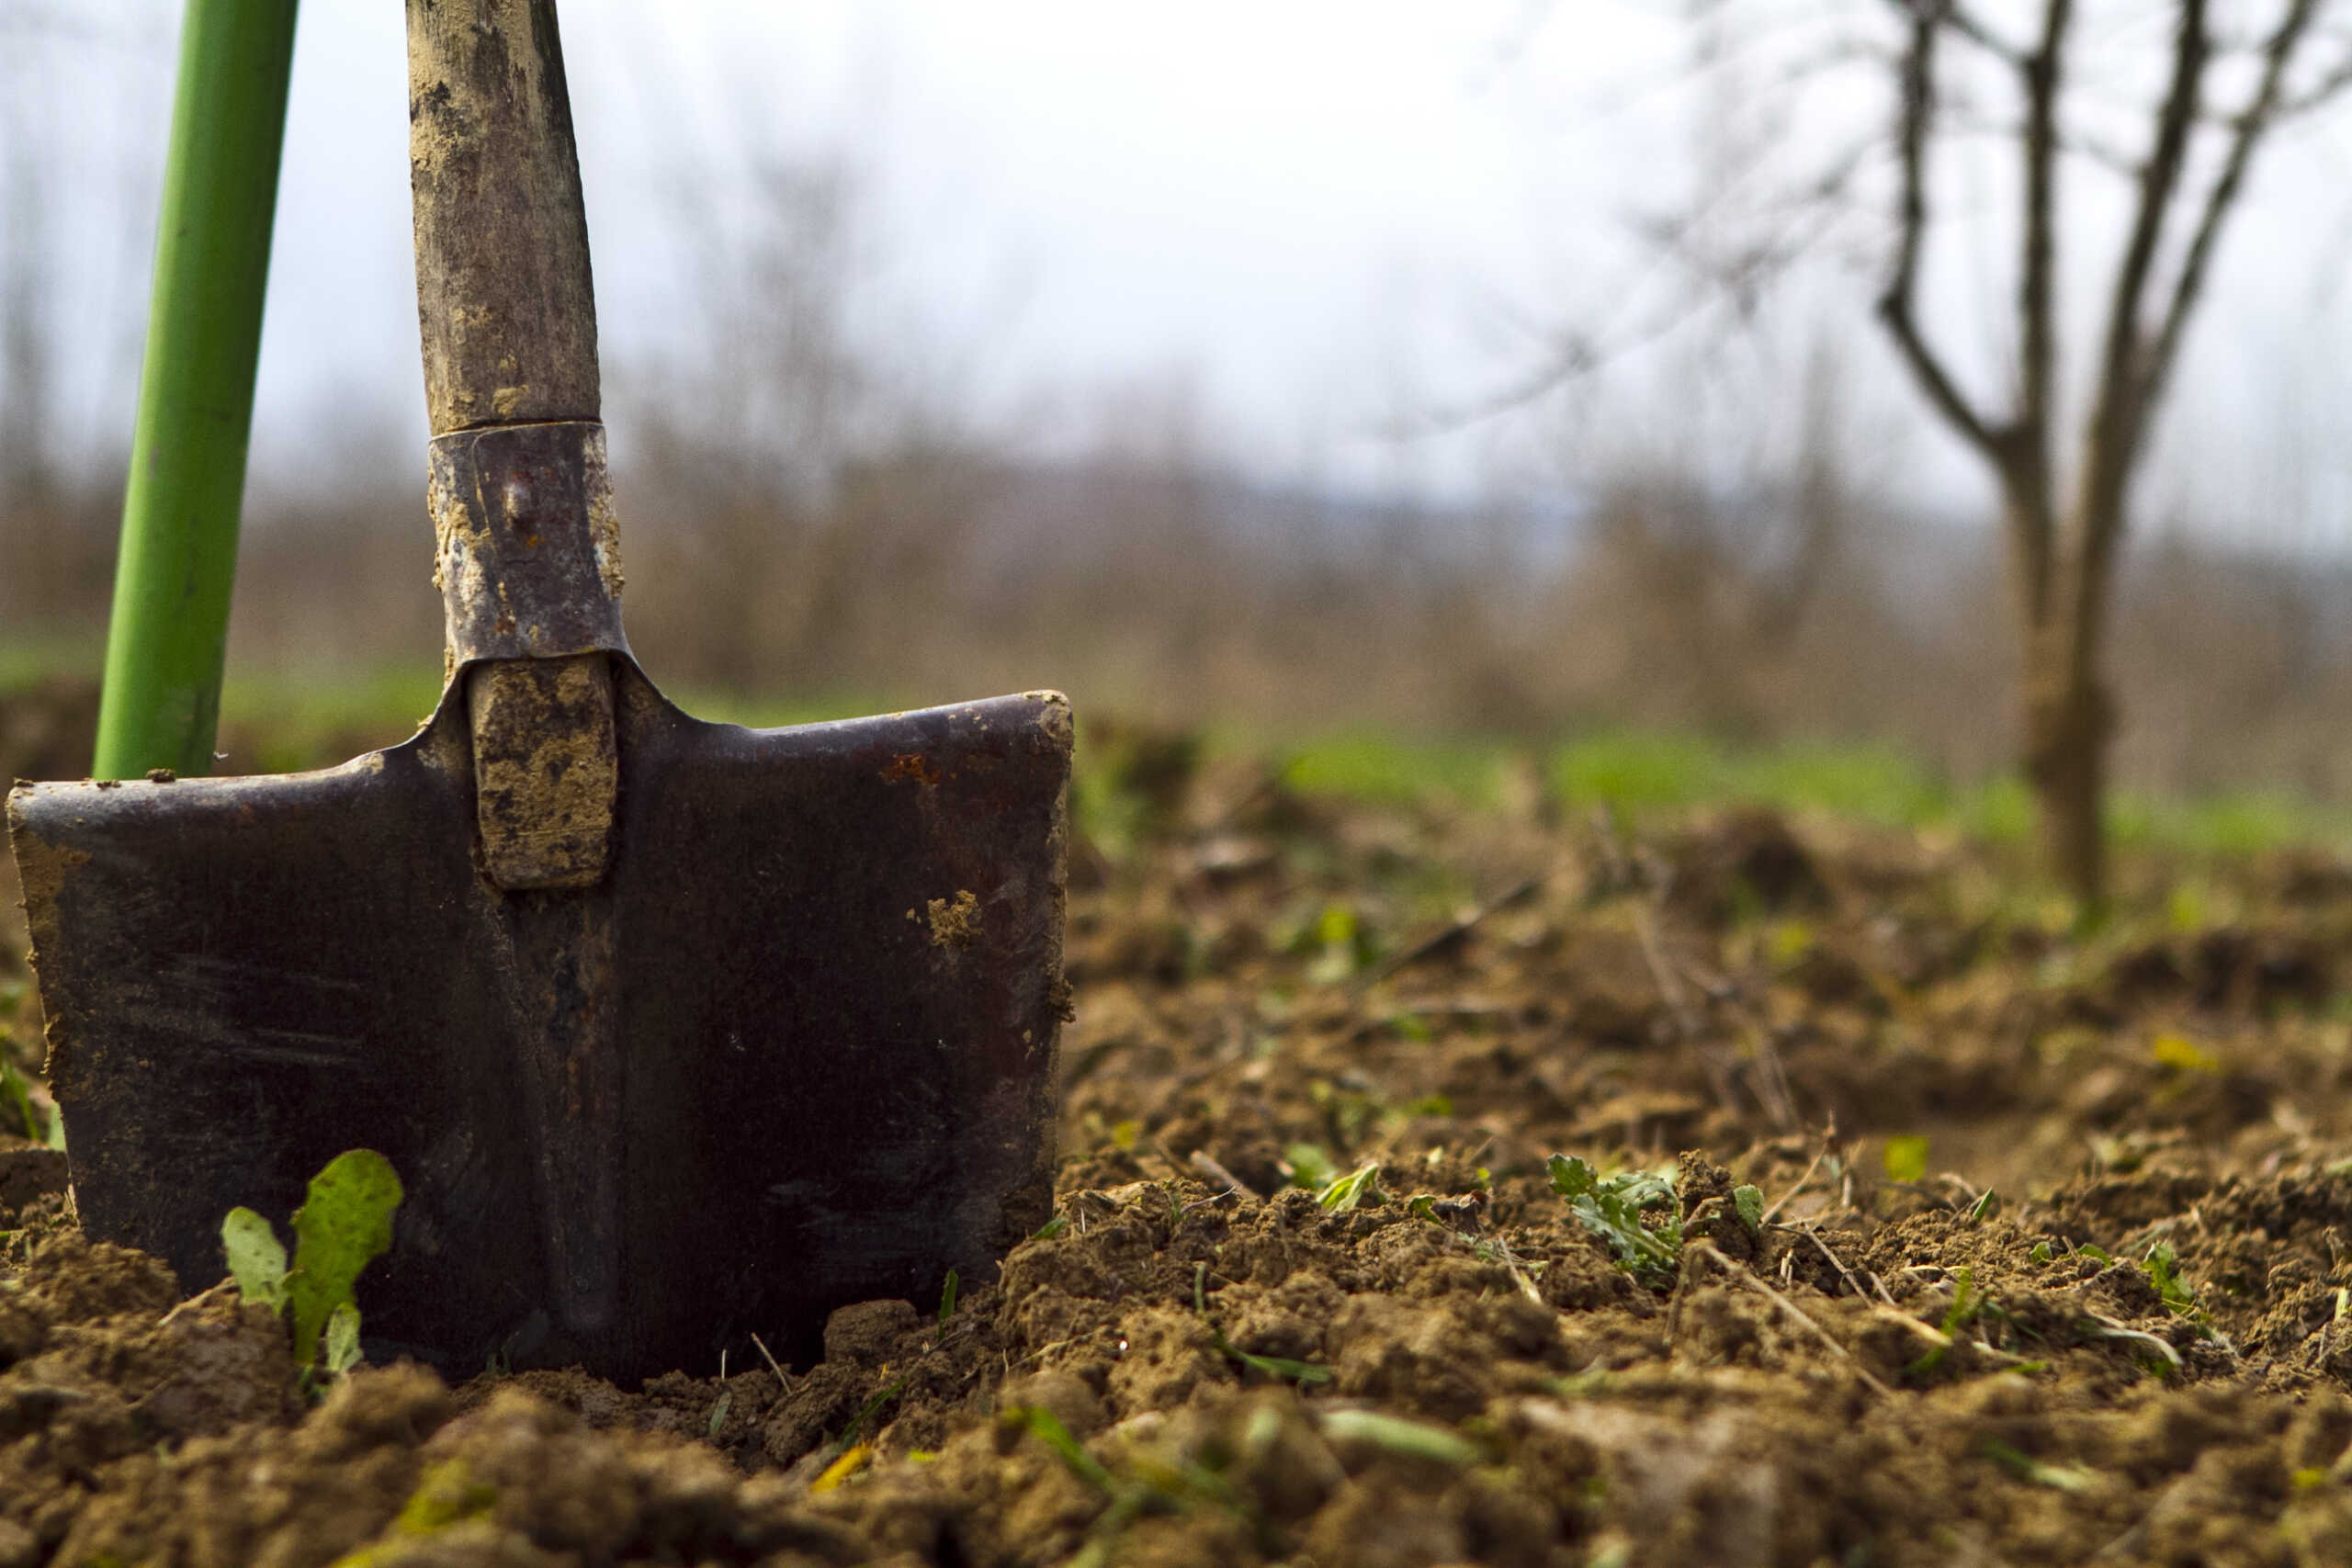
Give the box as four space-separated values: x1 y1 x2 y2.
7 666 1069 1382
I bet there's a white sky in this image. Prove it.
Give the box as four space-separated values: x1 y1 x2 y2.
17 0 2352 541
253 1 1654 496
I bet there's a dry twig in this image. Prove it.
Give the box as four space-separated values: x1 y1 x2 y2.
1351 874 1543 993
1687 1242 1894 1398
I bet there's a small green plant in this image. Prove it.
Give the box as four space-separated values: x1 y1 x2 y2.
0 1058 62 1149
1317 1407 1482 1465
830 1369 912 1456
1317 1161 1385 1213
1548 1155 1681 1286
2141 1242 2196 1314
2137 1241 2222 1344
1003 1404 1114 1491
1732 1184 1765 1235
1977 1437 2096 1493
1883 1135 1930 1183
1907 1268 1981 1379
1284 1143 1339 1190
1194 1262 1333 1385
1305 902 1372 986
221 1148 403 1380
1000 1398 1250 1568
935 1268 960 1340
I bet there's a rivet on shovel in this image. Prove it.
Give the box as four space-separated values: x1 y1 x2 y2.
6 0 1070 1384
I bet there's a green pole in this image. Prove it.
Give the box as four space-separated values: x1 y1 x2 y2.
91 0 300 781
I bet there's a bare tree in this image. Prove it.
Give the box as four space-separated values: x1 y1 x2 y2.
1872 0 2352 905
1505 0 2352 905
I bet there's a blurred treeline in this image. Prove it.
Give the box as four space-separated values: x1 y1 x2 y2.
10 361 2349 807
5 31 2351 805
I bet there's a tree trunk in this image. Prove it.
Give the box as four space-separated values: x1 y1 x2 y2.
2022 611 2116 913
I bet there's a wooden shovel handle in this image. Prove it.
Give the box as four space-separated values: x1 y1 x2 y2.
406 0 600 435
408 0 616 896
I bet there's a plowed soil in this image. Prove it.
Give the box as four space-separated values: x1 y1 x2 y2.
13 728 2352 1566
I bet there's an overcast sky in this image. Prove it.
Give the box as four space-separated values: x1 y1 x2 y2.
17 1 2352 542
251 0 1663 497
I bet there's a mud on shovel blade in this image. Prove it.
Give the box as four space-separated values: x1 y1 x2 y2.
4 0 1069 1384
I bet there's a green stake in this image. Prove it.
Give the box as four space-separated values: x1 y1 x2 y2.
92 0 300 780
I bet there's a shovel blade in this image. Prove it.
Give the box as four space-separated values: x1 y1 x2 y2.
7 669 1069 1382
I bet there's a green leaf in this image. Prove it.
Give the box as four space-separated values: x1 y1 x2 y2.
1883 1135 1930 1183
937 1269 960 1329
323 1302 363 1375
1547 1154 1681 1286
2142 1242 2197 1314
833 1369 911 1454
0 1058 47 1145
1548 1153 1599 1201
1317 1408 1481 1465
1906 1268 1981 1380
1002 1404 1113 1492
1193 1260 1335 1385
1228 1346 1336 1385
1318 1161 1385 1213
1978 1437 2096 1493
220 1207 289 1311
1284 1143 1339 1190
1306 902 1363 985
393 1458 500 1534
287 1150 403 1366
2151 1032 2220 1074
1733 1184 1765 1235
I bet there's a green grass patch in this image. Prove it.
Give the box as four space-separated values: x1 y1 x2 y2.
1268 725 2352 856
1548 730 2006 833
0 637 102 692
1278 734 1508 809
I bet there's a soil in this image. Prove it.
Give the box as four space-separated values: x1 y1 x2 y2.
14 709 2352 1563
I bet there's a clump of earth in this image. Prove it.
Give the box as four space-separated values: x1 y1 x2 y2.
11 710 2352 1565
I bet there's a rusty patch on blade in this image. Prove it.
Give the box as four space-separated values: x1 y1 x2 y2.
883 752 942 786
925 890 981 949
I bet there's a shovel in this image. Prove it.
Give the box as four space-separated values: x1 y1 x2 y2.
6 0 1069 1383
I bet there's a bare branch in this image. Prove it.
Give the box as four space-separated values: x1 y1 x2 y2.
2277 49 2352 118
1391 288 1716 438
1946 4 2028 64
1876 1 2006 461
2006 0 2073 622
2267 29 2352 118
2145 0 2326 405
2080 0 2208 497
2056 125 2143 175
2018 0 2070 446
2058 0 2211 682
